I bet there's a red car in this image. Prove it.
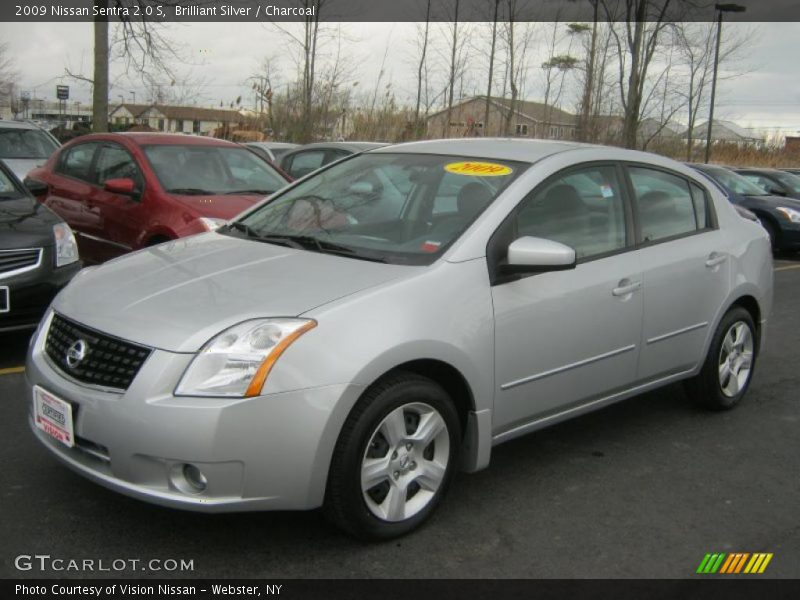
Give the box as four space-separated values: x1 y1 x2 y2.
25 133 291 264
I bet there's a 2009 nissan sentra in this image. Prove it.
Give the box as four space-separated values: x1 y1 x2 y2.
25 139 773 539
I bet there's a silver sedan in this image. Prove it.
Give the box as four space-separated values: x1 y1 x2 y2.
26 139 773 539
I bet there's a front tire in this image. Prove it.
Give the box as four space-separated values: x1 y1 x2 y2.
324 372 461 540
684 307 756 411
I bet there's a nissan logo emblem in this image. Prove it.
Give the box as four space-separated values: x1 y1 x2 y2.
65 339 88 370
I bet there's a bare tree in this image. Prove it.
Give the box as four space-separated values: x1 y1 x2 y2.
63 1 195 132
444 0 461 137
0 42 19 116
484 0 501 134
673 22 750 160
414 0 433 128
540 19 580 136
602 0 679 148
271 1 332 142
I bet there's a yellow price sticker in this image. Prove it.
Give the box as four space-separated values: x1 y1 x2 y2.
444 161 513 177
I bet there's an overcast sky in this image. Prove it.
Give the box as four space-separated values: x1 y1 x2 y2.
2 21 800 134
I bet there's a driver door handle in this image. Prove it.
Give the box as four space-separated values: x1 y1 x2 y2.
612 279 641 297
706 252 727 268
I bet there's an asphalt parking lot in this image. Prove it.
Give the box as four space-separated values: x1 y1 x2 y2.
1 259 799 579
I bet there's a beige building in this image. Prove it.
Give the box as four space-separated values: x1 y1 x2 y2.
426 96 578 140
109 103 244 135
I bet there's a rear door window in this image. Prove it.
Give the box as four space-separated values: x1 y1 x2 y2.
628 167 707 243
57 143 101 182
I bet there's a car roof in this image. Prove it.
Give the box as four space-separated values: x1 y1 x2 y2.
246 142 299 149
375 138 585 163
289 141 389 153
0 120 48 131
67 132 240 147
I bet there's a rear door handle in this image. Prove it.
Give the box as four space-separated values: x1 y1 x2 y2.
705 252 727 268
612 279 641 297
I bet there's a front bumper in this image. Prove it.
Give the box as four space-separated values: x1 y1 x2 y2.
777 221 800 250
0 250 81 332
26 317 364 512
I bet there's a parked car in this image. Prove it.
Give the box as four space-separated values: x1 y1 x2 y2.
27 140 772 539
0 120 61 180
0 159 80 333
689 163 800 252
25 133 292 264
734 167 800 200
280 141 387 179
779 167 800 176
244 141 299 163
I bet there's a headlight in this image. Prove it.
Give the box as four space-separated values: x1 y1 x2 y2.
53 222 79 267
175 319 316 398
776 207 800 223
198 217 227 231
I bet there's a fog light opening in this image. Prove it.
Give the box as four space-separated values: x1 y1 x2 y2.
182 463 208 493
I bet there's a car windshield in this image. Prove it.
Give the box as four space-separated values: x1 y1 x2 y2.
0 127 59 159
142 144 288 195
225 153 527 265
769 171 800 194
704 167 769 196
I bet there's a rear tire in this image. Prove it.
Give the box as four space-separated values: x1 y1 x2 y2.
684 307 756 411
324 371 461 540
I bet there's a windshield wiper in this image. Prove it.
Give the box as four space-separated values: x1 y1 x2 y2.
224 227 386 261
285 236 388 262
166 187 216 195
223 189 274 195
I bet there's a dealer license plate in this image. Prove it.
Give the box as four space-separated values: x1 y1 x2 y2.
33 386 75 448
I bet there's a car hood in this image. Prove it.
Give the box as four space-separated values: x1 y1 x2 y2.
1 158 47 181
170 192 267 220
52 232 413 352
0 196 60 249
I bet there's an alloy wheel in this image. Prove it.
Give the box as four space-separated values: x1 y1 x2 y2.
360 402 450 522
718 321 754 397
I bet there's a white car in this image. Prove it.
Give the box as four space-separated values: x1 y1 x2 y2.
0 120 61 180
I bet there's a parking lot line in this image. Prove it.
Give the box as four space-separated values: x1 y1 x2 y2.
775 264 800 272
0 366 25 376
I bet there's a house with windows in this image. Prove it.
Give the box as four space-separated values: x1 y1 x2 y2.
108 103 244 135
425 95 578 140
109 103 151 127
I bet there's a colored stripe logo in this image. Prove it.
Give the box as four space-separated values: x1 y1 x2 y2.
697 553 773 574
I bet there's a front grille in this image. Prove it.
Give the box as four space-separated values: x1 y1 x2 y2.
45 313 152 391
0 248 42 276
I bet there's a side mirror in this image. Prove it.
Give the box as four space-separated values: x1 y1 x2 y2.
104 178 137 196
768 186 787 197
501 236 576 274
24 178 48 197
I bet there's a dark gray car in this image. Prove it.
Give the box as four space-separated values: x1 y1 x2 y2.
280 142 387 179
